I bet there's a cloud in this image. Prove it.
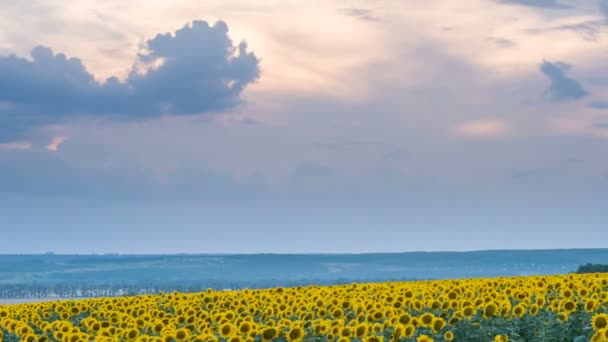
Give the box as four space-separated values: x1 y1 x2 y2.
555 21 601 41
0 20 260 142
456 119 510 137
0 141 32 151
485 37 516 48
589 101 608 109
524 20 602 41
337 8 381 22
46 136 69 151
497 0 571 9
594 122 608 129
601 0 608 20
539 60 588 101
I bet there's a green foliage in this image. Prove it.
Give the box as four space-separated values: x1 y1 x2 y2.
576 263 608 274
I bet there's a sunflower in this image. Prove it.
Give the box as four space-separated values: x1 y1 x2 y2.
126 328 139 340
529 304 539 316
431 318 446 333
403 324 415 338
162 334 176 342
462 307 475 317
419 313 434 327
586 299 599 313
593 313 608 331
484 303 497 318
562 300 577 313
416 334 434 342
372 310 384 320
512 304 526 317
21 334 37 342
444 331 455 341
153 322 164 334
494 335 509 342
536 297 546 307
287 327 304 342
364 337 384 342
175 328 190 341
219 323 235 338
332 308 344 319
391 324 404 341
239 322 252 335
261 327 277 341
228 336 244 342
355 323 369 338
398 313 412 325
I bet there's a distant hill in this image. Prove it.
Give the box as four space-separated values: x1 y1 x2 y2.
1 249 608 299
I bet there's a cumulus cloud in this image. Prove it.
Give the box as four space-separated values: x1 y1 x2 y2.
0 20 260 142
540 60 588 102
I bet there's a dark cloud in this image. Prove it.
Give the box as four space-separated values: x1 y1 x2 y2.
589 100 608 109
0 20 260 142
338 8 381 22
524 21 602 41
555 21 601 41
497 0 571 9
539 60 588 101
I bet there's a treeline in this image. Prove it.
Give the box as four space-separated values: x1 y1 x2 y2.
576 263 608 274
0 276 418 299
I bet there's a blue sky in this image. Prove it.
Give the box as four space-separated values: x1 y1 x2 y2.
1 0 607 253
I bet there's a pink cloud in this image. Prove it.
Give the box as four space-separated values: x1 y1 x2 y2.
456 119 510 137
46 136 69 151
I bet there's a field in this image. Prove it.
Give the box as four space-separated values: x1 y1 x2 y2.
2 273 608 342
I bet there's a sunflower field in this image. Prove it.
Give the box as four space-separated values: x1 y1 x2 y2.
2 273 608 342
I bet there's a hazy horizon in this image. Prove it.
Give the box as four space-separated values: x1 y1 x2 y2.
4 247 608 256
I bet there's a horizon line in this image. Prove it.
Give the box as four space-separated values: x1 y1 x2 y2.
2 247 608 257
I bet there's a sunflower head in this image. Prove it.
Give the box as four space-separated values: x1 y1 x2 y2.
593 313 608 331
416 334 434 342
494 335 509 342
219 323 235 338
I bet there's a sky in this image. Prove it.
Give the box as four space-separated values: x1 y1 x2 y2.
1 0 607 254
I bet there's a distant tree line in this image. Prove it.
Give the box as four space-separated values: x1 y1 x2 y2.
0 276 418 299
576 263 608 274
